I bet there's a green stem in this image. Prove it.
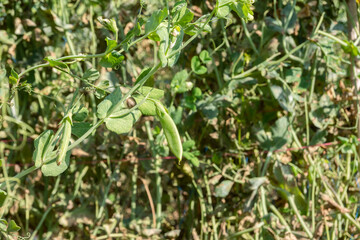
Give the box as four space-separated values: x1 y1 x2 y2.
204 168 218 240
317 30 348 46
228 222 265 239
287 195 313 239
145 121 162 228
241 18 259 56
130 160 138 222
167 10 216 59
29 206 54 240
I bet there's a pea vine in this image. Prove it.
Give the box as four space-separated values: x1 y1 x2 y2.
0 0 253 236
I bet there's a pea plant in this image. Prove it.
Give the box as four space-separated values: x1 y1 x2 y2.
0 0 253 237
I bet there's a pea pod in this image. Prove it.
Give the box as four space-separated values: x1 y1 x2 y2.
56 115 72 166
154 101 182 163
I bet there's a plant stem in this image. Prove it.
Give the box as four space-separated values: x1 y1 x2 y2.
287 195 313 239
130 160 138 222
228 222 265 239
145 121 162 228
29 206 54 240
203 167 218 240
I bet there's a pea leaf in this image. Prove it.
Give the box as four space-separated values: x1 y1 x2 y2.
145 8 168 34
231 2 254 21
199 50 212 64
100 51 124 69
9 68 18 85
171 70 189 93
168 27 184 67
83 68 100 81
0 220 7 232
214 180 234 198
72 104 88 122
184 15 212 35
137 86 164 99
41 151 70 177
100 38 124 69
132 87 165 116
183 151 199 167
44 57 68 69
133 96 157 115
156 26 169 67
0 190 7 207
216 0 233 19
104 110 142 134
94 79 110 99
191 56 207 75
171 1 194 26
72 122 93 138
33 130 54 168
134 68 154 86
97 88 123 119
97 17 118 36
7 220 20 233
0 67 9 101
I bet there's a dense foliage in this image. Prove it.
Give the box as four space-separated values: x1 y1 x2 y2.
1 0 360 239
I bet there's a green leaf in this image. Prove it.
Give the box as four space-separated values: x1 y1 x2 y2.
134 68 154 86
0 190 7 207
171 1 194 26
171 70 189 94
273 161 308 214
7 220 20 233
255 117 290 151
310 94 337 129
214 180 234 198
41 151 70 177
104 110 142 134
104 37 117 52
121 22 141 50
94 80 109 99
145 8 168 34
285 67 302 83
156 26 169 67
100 51 124 69
72 104 88 122
191 56 207 75
100 38 124 69
33 130 54 168
0 220 7 232
343 40 359 56
9 68 18 85
182 140 195 151
133 87 164 115
44 57 68 69
137 86 164 99
168 27 185 67
270 85 295 113
183 151 199 167
216 0 232 19
155 101 183 162
97 88 123 119
0 67 9 101
97 17 118 36
231 2 254 21
184 16 212 35
72 122 93 138
199 50 212 64
133 96 157 115
83 68 100 81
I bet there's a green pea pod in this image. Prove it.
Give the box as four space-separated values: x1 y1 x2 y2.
56 115 72 166
154 101 182 163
